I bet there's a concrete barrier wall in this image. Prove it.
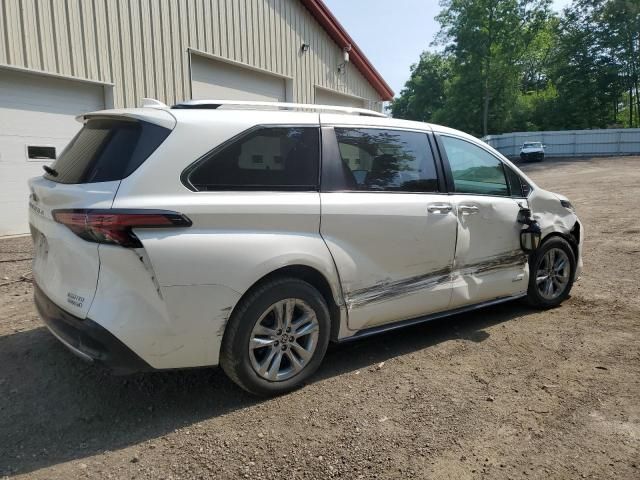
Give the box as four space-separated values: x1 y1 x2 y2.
483 128 640 158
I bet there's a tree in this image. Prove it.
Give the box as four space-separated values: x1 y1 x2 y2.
599 0 640 127
435 0 552 136
390 0 639 134
389 52 451 122
550 0 639 128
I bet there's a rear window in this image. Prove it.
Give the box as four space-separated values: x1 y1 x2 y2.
184 126 320 191
44 118 171 184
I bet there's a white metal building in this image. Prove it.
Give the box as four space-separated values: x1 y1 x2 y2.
0 0 393 235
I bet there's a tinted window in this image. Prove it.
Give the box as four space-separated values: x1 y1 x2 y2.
440 136 508 196
45 119 171 184
334 128 438 192
187 127 319 191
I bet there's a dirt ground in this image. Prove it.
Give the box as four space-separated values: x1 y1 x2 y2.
1 156 639 479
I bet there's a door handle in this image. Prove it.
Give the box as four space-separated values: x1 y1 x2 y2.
427 203 453 214
459 204 479 215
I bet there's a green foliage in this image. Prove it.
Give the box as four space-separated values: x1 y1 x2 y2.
389 52 452 122
390 0 640 134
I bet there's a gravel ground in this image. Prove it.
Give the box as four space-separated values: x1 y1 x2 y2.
1 156 639 479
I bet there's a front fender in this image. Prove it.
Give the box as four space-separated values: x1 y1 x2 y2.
528 188 578 238
528 188 583 280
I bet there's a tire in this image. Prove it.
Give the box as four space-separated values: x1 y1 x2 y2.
525 236 576 309
220 277 331 396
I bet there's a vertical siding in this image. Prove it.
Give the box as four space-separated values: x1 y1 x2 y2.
0 0 382 109
20 0 39 70
4 0 24 66
0 1 7 64
105 0 123 106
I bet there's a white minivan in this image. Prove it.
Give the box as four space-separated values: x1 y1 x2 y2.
29 100 583 396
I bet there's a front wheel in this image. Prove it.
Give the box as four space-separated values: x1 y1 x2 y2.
526 237 576 309
220 278 331 396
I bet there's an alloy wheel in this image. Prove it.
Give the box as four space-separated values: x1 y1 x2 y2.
536 247 571 300
248 298 320 381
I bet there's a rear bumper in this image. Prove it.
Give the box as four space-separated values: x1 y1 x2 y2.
34 282 153 374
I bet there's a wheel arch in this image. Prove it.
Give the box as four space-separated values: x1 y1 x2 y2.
227 264 344 342
541 223 580 263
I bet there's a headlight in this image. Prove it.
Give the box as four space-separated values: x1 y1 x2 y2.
560 199 575 212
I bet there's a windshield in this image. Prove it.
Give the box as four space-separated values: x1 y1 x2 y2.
522 142 542 148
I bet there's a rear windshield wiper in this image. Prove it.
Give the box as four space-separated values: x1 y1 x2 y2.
42 165 58 177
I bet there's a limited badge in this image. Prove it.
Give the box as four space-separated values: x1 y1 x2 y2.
67 292 85 309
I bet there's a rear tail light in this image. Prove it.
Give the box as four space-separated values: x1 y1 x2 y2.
52 209 192 248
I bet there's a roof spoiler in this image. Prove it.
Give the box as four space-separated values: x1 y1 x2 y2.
141 98 169 109
75 99 176 129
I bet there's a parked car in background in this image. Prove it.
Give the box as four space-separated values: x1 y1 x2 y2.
520 142 546 161
29 99 583 396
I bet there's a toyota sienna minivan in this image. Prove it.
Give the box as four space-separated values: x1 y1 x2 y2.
29 99 583 396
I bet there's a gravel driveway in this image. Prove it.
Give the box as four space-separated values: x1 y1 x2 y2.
1 156 639 479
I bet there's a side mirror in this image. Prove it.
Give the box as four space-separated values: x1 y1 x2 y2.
520 224 542 252
518 207 542 252
517 207 530 222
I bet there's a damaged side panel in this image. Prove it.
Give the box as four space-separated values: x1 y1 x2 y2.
342 250 527 315
449 196 529 308
334 188 582 337
320 192 459 332
344 266 452 310
528 188 583 279
90 244 241 369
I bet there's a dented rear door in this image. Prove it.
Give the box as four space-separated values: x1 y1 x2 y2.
319 122 457 332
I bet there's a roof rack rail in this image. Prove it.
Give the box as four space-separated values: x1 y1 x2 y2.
171 99 387 118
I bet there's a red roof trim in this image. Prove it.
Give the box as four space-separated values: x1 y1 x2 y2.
300 0 394 101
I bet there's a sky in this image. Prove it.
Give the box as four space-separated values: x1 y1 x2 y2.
323 0 572 98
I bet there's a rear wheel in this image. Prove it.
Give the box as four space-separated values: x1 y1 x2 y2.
526 237 576 309
220 278 330 396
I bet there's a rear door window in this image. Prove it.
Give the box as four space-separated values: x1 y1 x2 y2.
333 128 439 192
45 118 171 184
185 127 320 191
440 135 508 196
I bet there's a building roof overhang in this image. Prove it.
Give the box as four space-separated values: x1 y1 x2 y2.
300 0 394 101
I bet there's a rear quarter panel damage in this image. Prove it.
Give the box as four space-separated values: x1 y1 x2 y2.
88 245 241 369
129 229 345 363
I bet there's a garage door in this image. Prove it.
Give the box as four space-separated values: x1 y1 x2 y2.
0 69 105 235
191 55 286 102
315 87 366 108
